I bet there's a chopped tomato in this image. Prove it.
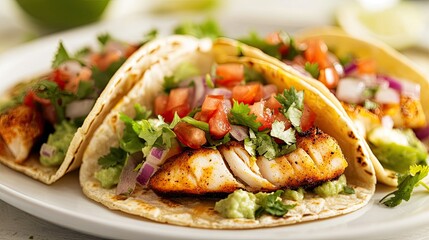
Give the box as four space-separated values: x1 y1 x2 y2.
265 95 282 113
250 101 274 131
303 39 329 68
318 67 339 89
300 104 316 132
215 64 244 87
199 95 224 122
50 69 68 89
162 88 191 122
209 108 231 139
91 51 122 71
357 59 376 75
232 83 263 105
154 94 168 116
174 122 207 149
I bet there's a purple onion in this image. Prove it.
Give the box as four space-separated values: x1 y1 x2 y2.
146 147 167 165
229 125 249 142
116 152 142 195
136 162 159 187
40 143 56 158
377 74 402 92
208 88 232 99
191 77 208 108
414 125 429 141
343 62 357 75
262 84 278 99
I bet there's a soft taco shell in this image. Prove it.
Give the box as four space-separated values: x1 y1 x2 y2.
215 27 429 187
80 37 375 229
0 35 201 184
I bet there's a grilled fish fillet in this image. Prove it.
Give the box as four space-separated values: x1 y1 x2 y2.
149 148 244 195
384 95 426 129
0 105 44 163
150 127 348 195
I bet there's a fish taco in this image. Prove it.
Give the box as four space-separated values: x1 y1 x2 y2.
218 27 429 187
0 34 201 184
80 36 375 228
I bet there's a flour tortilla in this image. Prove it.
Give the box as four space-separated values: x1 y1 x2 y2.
80 37 376 229
216 27 429 186
0 35 201 184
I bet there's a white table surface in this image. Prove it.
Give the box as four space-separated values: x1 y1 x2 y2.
1 0 429 239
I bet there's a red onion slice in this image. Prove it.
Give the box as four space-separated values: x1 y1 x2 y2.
40 143 57 158
136 162 159 187
374 88 400 104
230 125 249 142
414 125 429 141
262 84 278 99
65 99 95 119
116 152 143 195
377 75 402 92
335 78 365 104
146 147 168 165
343 62 357 75
208 88 232 99
191 77 208 108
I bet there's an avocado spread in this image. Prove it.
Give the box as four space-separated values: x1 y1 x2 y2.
95 165 123 189
368 127 428 173
282 188 305 201
214 189 259 219
314 175 349 197
40 120 77 167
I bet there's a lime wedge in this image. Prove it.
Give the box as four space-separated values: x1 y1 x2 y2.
336 1 426 50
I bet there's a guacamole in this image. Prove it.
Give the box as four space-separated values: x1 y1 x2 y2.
214 189 259 219
368 127 428 173
95 165 123 189
40 120 77 167
282 188 305 201
314 175 349 197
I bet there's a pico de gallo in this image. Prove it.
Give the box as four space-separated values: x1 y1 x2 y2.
0 30 157 167
95 62 318 191
239 31 428 174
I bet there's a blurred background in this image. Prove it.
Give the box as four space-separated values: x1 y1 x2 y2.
0 0 428 71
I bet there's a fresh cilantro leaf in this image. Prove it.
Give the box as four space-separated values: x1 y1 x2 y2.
380 164 429 207
182 116 209 132
73 47 91 59
134 104 152 121
34 80 75 122
339 54 354 67
91 57 126 92
174 19 223 39
98 147 127 169
97 33 112 46
141 29 158 45
342 186 356 195
275 87 304 111
119 113 145 154
229 100 261 132
277 143 297 156
76 81 94 99
254 132 277 159
162 62 200 93
52 41 71 68
304 62 319 79
275 87 304 132
239 31 282 59
244 137 256 156
255 190 295 218
277 31 301 60
286 103 303 132
206 133 231 147
270 121 296 145
363 99 379 111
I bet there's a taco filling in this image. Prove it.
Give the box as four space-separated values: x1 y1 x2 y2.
94 61 362 219
0 31 157 183
239 31 428 175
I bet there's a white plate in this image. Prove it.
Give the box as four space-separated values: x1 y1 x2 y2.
1 15 429 240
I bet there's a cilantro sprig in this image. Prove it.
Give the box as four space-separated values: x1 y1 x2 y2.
228 100 261 132
255 190 296 218
380 165 429 207
275 87 304 132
